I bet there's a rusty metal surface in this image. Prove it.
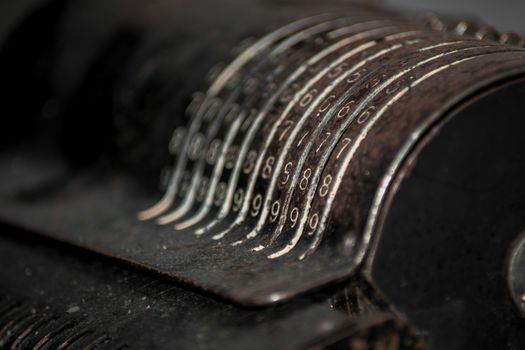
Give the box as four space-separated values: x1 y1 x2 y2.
1 1 525 309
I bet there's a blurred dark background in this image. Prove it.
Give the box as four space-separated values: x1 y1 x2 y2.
386 0 525 33
0 0 522 180
2 1 524 43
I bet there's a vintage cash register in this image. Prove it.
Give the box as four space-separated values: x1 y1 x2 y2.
0 0 525 348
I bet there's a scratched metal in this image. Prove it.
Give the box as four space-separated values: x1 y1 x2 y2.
151 16 398 227
0 223 408 350
1 4 525 307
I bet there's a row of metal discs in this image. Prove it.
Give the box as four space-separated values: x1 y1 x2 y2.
425 14 525 47
139 9 525 261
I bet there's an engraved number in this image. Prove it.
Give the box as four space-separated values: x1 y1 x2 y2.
233 189 244 211
290 207 299 228
336 138 352 159
243 150 257 174
281 162 293 185
317 95 336 115
300 168 312 191
279 120 294 141
270 200 281 223
337 101 356 119
206 139 222 165
262 156 275 179
299 89 318 107
316 132 331 153
225 146 239 169
319 175 333 197
357 106 376 124
251 194 263 217
188 133 204 160
308 213 319 235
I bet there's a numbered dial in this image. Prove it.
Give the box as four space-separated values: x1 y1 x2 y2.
139 10 525 277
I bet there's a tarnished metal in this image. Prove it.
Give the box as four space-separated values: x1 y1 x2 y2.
1 0 525 307
365 77 525 347
1 0 525 348
508 231 525 317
